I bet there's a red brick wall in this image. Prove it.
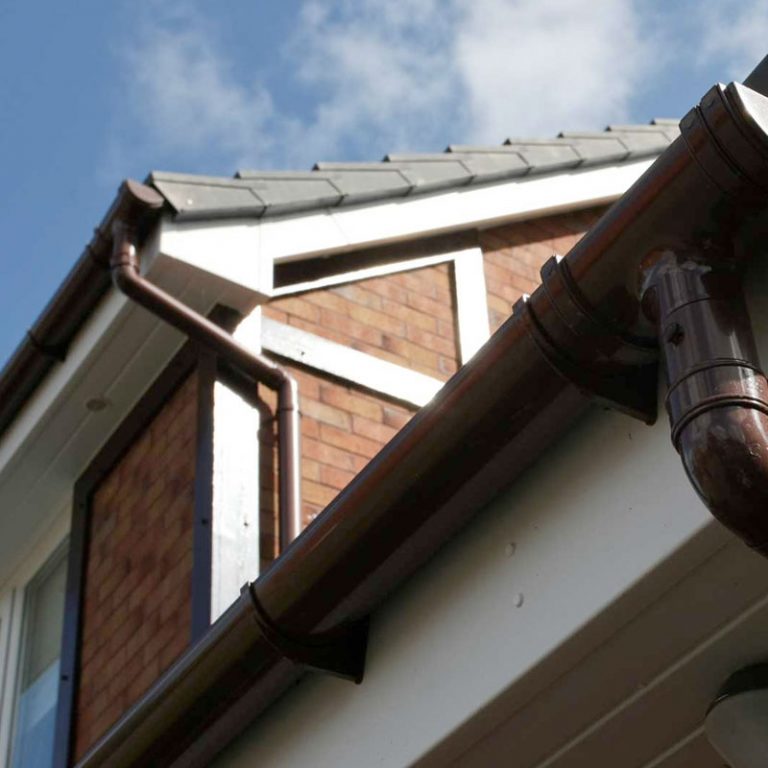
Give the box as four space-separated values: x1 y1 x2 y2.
480 206 606 333
258 211 609 550
258 364 416 562
263 263 459 380
74 374 198 759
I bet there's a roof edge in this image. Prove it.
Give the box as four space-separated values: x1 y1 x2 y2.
0 182 165 443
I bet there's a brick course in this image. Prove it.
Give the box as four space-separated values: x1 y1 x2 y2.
480 206 606 333
263 263 459 381
74 374 198 759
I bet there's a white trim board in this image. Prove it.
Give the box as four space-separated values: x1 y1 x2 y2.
261 318 444 408
453 248 491 363
0 503 69 766
211 309 263 622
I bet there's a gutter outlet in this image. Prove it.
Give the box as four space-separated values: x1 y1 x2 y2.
642 248 768 555
636 80 768 557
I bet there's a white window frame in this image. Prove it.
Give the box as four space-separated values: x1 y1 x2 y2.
0 504 69 768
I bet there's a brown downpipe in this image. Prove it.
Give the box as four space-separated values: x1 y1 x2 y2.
641 248 768 556
74 77 768 768
107 182 302 548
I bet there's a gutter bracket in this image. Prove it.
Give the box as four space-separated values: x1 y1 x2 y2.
516 256 658 423
25 329 68 362
246 583 369 683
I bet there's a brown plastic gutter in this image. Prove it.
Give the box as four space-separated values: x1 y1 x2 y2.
72 66 768 767
107 192 302 547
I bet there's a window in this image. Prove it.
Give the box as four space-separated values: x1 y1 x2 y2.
7 546 67 768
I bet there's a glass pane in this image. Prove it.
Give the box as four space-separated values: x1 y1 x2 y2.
10 549 67 768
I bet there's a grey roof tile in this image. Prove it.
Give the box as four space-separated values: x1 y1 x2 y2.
392 151 530 180
555 132 630 163
606 123 671 132
151 175 265 219
381 158 474 190
314 162 407 171
240 175 343 213
607 120 680 149
604 126 676 154
643 119 682 142
428 151 531 181
311 164 415 202
150 120 676 221
502 140 583 170
326 171 414 203
446 144 527 155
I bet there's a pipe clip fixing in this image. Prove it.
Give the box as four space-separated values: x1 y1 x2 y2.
515 255 658 423
245 583 368 683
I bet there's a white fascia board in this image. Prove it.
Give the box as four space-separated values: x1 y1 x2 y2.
159 215 273 304
262 159 654 264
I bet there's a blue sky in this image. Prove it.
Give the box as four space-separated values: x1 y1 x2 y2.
1 0 766 367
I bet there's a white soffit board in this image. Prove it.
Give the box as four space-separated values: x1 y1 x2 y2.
271 251 457 297
160 159 653 296
0 236 263 585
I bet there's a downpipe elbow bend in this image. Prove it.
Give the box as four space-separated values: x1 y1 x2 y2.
678 405 768 554
643 247 768 556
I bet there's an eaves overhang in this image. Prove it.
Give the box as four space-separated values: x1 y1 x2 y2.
0 147 667 452
0 184 265 587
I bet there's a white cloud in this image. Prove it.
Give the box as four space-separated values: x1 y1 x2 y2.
116 0 662 173
454 0 652 142
695 0 768 81
286 0 462 160
120 7 279 167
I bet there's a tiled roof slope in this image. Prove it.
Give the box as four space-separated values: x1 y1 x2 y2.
150 119 679 221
